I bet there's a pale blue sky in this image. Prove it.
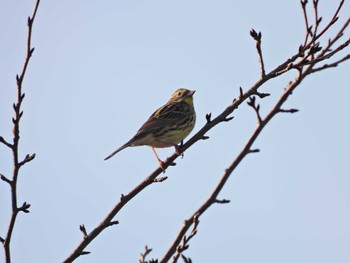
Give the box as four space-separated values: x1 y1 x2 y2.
1 1 350 262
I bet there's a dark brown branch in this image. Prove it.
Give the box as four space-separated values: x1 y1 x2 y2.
1 173 12 185
312 0 320 38
180 254 192 263
254 91 270 98
247 96 262 124
250 29 266 78
18 202 31 213
305 37 350 66
248 148 260 154
1 1 40 262
139 246 153 263
301 0 312 46
171 215 199 263
310 0 344 45
279 108 299 113
0 136 13 149
79 225 88 238
205 113 212 123
18 153 36 167
311 53 350 72
63 169 165 262
215 199 230 204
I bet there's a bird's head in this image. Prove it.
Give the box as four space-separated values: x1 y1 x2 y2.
168 88 195 105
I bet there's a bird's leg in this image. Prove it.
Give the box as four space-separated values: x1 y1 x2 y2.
152 147 166 172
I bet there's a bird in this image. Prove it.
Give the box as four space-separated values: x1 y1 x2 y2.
104 88 196 168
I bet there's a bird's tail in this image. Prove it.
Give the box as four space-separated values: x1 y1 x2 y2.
104 142 130 161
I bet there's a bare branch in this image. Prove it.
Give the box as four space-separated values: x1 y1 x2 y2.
301 0 312 46
18 202 31 213
254 91 270 98
172 215 199 263
107 221 119 227
279 108 299 114
311 53 350 72
1 173 12 185
239 86 243 99
154 176 168 183
310 0 344 44
205 113 211 123
305 37 350 66
79 225 88 238
139 246 153 263
18 153 36 167
215 199 231 204
248 149 260 154
181 254 192 263
250 29 266 78
247 96 262 124
2 1 40 262
0 136 13 149
312 0 320 37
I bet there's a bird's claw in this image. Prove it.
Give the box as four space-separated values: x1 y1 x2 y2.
174 145 184 159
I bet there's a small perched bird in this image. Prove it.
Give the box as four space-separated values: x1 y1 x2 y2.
105 88 196 168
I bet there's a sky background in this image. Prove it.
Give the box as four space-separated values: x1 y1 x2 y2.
1 1 350 262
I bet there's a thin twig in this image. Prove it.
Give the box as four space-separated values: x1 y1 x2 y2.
247 96 262 124
171 215 199 263
311 53 350 72
250 29 266 78
139 246 153 263
312 0 320 38
0 136 13 149
301 0 312 46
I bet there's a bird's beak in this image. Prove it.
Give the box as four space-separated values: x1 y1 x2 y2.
188 90 196 97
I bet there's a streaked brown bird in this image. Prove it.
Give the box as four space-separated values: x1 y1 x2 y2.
105 88 196 168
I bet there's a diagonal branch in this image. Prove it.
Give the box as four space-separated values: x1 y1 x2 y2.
63 1 350 261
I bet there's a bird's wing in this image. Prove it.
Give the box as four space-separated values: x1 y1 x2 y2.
134 102 187 137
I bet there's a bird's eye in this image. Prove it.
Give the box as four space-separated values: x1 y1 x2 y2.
177 91 182 96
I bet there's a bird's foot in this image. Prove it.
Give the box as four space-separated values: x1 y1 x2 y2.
174 144 184 159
